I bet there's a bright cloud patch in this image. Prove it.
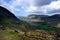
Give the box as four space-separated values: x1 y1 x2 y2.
44 1 60 14
0 0 30 16
26 0 60 15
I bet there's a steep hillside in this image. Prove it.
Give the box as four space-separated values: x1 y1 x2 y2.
0 6 21 28
0 6 36 31
0 6 37 40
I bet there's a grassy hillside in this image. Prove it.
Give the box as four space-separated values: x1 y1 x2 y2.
0 6 38 40
0 29 20 40
0 6 36 32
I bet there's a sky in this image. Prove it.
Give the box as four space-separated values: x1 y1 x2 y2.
0 0 60 16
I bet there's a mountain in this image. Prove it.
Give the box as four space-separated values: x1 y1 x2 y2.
41 14 60 28
0 6 38 40
0 6 21 25
28 14 60 28
0 6 60 40
0 6 21 30
28 14 48 20
0 6 36 31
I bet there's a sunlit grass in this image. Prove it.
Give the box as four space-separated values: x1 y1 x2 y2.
0 29 20 40
37 25 56 31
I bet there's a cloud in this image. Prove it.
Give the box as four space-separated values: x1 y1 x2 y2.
26 0 60 15
0 0 29 16
0 0 60 16
45 1 60 14
34 0 57 6
0 0 35 16
48 9 60 13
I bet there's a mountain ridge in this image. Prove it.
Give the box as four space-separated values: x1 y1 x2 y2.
0 6 37 32
27 14 60 27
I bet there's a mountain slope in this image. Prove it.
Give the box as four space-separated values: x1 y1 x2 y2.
28 14 60 28
0 6 21 27
41 14 60 28
0 6 36 31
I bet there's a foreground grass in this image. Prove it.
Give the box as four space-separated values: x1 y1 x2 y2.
0 29 20 40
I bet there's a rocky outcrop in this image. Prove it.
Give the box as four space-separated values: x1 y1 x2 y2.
20 30 59 40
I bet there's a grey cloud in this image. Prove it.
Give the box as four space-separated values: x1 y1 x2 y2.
28 11 42 14
48 9 60 13
34 0 57 6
